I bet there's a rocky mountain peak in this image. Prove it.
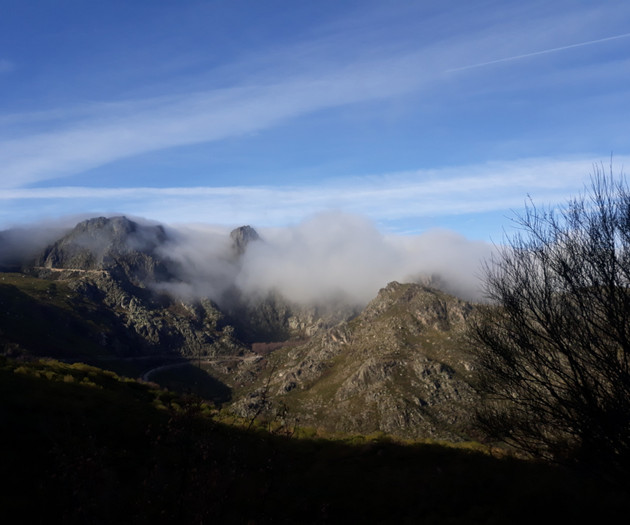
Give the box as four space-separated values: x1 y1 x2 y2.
230 225 260 256
231 281 479 440
361 281 473 331
68 216 166 252
35 216 170 285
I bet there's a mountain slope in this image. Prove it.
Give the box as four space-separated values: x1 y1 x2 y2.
0 272 133 358
23 217 249 359
3 356 626 525
4 216 479 439
36 215 171 284
231 282 479 440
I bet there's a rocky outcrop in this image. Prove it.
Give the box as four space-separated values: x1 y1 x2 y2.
230 225 260 256
231 282 479 441
63 271 248 358
225 290 358 343
27 217 251 358
36 216 171 285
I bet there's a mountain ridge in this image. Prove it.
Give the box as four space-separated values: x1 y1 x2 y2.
1 215 480 440
229 281 478 439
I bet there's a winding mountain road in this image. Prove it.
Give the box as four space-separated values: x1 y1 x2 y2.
140 355 260 382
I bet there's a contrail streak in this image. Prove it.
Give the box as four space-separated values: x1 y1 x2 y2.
447 32 630 73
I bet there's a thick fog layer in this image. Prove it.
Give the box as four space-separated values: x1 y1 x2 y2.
160 212 494 305
0 214 162 268
1 212 494 304
154 224 241 301
0 216 83 266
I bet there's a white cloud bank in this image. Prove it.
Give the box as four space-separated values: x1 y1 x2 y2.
236 213 493 304
0 211 494 304
156 211 494 305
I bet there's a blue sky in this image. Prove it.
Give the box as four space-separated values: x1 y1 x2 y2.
1 0 629 240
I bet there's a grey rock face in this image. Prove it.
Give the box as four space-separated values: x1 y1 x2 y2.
29 217 250 358
65 271 249 358
231 282 479 441
230 225 260 256
225 290 358 344
36 216 171 285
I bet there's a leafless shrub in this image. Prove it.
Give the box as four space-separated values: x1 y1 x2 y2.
470 165 630 478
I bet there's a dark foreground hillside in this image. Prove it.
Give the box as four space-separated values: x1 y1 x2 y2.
2 358 628 524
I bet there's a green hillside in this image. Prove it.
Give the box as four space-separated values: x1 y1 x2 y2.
2 357 627 524
0 272 136 358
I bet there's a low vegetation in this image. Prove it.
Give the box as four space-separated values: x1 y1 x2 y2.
2 356 628 524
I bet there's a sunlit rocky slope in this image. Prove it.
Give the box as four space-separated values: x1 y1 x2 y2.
231 281 478 440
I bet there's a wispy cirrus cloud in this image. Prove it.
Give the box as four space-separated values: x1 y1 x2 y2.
0 156 615 232
1 0 628 245
1 2 626 191
0 61 428 188
447 31 630 72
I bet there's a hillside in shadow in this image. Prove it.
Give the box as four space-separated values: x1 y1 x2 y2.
2 357 628 524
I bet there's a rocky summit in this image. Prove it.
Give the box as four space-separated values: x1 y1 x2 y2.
1 216 481 440
35 216 171 285
230 281 478 440
19 216 247 358
230 225 260 256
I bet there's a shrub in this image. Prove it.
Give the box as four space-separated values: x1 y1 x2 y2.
470 168 630 478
